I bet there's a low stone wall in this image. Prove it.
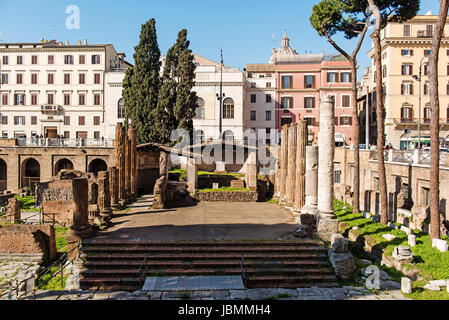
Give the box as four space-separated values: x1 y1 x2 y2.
193 190 258 202
0 225 57 263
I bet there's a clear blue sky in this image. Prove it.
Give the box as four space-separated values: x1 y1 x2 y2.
0 0 440 79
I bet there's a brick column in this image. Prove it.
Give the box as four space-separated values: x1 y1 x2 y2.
294 121 307 211
115 123 126 206
274 146 281 198
98 171 112 218
128 125 137 199
316 95 338 242
68 178 93 238
279 125 289 202
286 124 297 207
109 167 119 210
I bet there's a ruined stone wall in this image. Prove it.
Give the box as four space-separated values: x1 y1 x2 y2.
193 190 258 202
0 225 56 263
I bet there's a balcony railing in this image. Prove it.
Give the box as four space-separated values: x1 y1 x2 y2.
14 138 114 148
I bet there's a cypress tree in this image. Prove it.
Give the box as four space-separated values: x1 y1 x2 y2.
122 18 162 145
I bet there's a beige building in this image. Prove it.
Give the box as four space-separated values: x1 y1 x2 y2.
367 14 449 150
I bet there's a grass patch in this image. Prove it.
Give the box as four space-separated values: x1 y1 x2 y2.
198 187 249 192
14 195 37 210
266 198 279 205
334 199 449 300
36 265 68 290
55 227 69 253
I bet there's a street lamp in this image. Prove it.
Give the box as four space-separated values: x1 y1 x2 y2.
216 48 225 141
412 56 429 151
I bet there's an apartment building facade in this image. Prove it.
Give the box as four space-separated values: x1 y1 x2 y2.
367 14 449 150
0 39 130 145
270 33 355 146
244 64 276 144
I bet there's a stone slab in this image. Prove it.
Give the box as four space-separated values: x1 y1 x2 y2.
142 276 245 291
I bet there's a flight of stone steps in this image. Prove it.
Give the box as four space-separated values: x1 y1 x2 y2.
79 240 339 292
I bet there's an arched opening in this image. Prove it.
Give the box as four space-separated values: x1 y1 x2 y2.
22 158 40 191
195 98 205 119
55 158 74 175
223 130 234 142
88 159 108 177
0 158 6 192
223 98 234 119
117 98 125 119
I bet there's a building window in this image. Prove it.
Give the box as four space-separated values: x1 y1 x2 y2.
426 25 433 37
401 106 413 122
16 74 23 84
327 72 338 83
1 74 8 84
14 93 25 105
64 116 70 125
79 55 85 64
79 73 85 84
64 55 74 65
305 117 315 127
266 82 272 88
247 73 253 78
2 56 8 65
31 74 38 85
281 117 292 127
250 94 256 103
401 82 414 95
194 98 204 120
403 25 411 37
31 94 38 105
64 131 70 139
94 94 101 105
94 116 100 126
281 97 293 109
401 49 413 56
31 116 37 125
266 111 272 121
424 106 431 122
1 116 7 125
31 55 38 64
14 116 25 125
223 98 234 119
342 95 351 108
17 56 23 65
401 64 413 76
79 94 85 106
382 65 387 77
1 94 8 106
424 50 432 57
282 76 292 89
340 72 351 83
424 82 429 95
64 74 71 84
64 94 70 106
47 94 54 105
79 116 85 126
305 75 315 88
91 55 100 64
48 74 54 84
266 94 272 103
304 97 315 109
424 64 429 76
48 55 54 64
94 73 101 84
335 170 341 184
250 111 256 121
250 82 256 88
94 131 100 139
340 116 352 126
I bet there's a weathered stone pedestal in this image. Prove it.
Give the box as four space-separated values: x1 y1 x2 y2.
153 152 169 209
246 152 258 191
6 197 21 223
315 96 338 242
98 171 112 219
301 146 318 215
279 125 289 203
187 158 198 193
109 167 120 210
286 124 297 207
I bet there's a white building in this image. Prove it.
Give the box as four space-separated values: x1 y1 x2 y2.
245 64 277 144
192 54 245 142
0 39 130 146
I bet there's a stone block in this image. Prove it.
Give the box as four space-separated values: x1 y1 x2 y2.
382 234 396 241
331 234 348 253
328 250 356 279
400 226 412 235
408 235 416 247
429 280 447 287
424 284 441 291
401 277 412 294
432 239 449 252
230 180 245 189
316 218 339 242
299 214 315 225
388 222 397 229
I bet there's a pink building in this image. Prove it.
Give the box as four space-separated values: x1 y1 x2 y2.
271 33 354 146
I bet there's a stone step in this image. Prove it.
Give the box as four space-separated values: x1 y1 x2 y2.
82 246 327 254
81 267 335 277
82 259 329 269
84 253 329 261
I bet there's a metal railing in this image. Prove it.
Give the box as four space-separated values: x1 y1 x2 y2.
419 151 445 165
241 253 248 289
392 150 414 164
20 209 64 227
14 138 114 148
139 255 149 287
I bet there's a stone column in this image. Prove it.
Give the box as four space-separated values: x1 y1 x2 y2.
6 197 21 223
279 125 289 202
68 178 93 238
286 124 297 207
294 121 307 211
186 157 198 193
153 151 169 209
124 131 131 200
316 95 338 242
98 171 112 218
246 151 258 191
302 145 319 214
128 125 138 199
109 167 119 210
116 123 126 206
273 146 281 198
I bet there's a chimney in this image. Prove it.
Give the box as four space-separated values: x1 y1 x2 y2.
78 40 81 46
65 40 69 46
40 37 45 44
83 39 87 45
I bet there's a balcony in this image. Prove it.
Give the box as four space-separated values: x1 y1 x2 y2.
14 138 114 148
40 105 62 115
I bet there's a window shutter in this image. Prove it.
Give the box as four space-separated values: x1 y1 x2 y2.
289 97 293 108
304 97 307 108
312 76 316 88
410 84 414 95
312 97 316 108
401 84 404 95
410 108 413 121
327 73 331 82
401 107 404 119
410 50 414 56
401 65 405 75
348 73 352 83
349 117 353 126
